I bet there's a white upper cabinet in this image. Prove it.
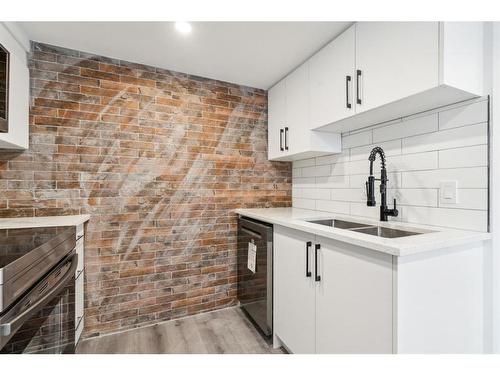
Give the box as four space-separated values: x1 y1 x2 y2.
285 63 309 156
0 23 29 150
267 80 286 160
354 22 439 114
309 24 356 128
268 22 486 159
267 57 341 161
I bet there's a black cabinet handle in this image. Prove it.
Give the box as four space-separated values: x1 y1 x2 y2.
314 243 321 282
356 69 362 105
279 128 284 151
346 75 352 109
284 127 289 151
305 241 312 277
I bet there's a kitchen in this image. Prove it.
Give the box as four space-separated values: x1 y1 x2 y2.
1 3 500 372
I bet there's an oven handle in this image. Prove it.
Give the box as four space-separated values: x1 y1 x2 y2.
0 253 78 337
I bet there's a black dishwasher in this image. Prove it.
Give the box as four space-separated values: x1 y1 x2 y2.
237 216 273 337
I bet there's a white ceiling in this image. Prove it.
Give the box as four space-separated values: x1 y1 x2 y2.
17 22 352 89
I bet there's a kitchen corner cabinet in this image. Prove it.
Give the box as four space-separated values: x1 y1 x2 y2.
273 225 486 353
267 65 342 162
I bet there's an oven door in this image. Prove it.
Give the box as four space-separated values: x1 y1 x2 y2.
0 252 77 354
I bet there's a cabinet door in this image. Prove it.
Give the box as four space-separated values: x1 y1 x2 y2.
315 237 393 353
274 226 315 353
285 63 309 155
267 80 285 160
309 25 355 129
355 22 439 113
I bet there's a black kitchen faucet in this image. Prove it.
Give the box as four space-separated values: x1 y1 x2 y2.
366 146 398 221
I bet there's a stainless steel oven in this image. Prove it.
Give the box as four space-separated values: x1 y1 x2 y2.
237 216 273 337
0 226 77 354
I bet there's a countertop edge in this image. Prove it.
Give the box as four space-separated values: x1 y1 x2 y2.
0 215 91 229
234 208 491 257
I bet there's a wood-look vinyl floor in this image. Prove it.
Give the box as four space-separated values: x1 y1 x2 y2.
77 307 285 354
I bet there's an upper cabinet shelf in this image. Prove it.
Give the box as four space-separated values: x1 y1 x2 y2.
267 22 487 160
309 22 486 133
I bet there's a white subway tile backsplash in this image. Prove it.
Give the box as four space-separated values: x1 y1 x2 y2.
391 188 439 207
439 100 488 130
439 189 488 210
350 139 402 161
438 144 488 168
387 151 438 172
292 177 316 189
292 99 489 232
302 188 331 200
350 172 401 189
402 122 487 154
402 206 487 232
316 150 350 165
373 113 437 143
402 167 488 189
342 130 373 149
331 188 365 203
315 175 350 189
301 164 331 178
293 197 316 210
331 160 367 176
294 158 316 168
316 200 351 215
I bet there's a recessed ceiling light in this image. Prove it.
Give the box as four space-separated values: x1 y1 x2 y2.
175 22 192 34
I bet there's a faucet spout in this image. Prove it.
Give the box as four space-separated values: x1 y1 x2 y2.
366 147 398 221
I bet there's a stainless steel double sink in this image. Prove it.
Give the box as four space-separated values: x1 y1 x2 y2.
305 219 423 238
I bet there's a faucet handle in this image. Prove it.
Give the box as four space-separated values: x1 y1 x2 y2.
392 198 399 217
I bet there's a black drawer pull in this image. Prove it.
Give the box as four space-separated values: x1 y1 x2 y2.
346 75 352 109
279 128 284 151
305 241 312 277
356 69 362 105
315 243 321 282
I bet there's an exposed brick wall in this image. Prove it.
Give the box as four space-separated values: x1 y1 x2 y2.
0 42 291 337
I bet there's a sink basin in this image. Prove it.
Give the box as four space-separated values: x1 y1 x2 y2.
350 226 422 238
306 219 369 230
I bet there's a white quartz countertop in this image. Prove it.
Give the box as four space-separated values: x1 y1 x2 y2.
234 207 491 256
0 215 91 229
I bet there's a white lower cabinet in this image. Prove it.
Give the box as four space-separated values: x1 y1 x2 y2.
273 225 393 354
273 225 487 354
315 237 393 353
274 226 316 353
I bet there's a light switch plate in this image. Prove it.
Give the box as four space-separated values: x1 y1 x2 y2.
440 180 458 205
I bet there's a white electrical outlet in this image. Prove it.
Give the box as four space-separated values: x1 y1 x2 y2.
439 180 458 205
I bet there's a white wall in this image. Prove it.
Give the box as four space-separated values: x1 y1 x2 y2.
491 22 500 354
292 98 489 232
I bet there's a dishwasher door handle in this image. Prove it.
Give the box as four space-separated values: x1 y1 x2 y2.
240 226 262 240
